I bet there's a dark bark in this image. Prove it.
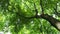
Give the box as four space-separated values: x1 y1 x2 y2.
40 14 60 31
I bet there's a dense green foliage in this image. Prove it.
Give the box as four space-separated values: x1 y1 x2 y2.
0 0 60 34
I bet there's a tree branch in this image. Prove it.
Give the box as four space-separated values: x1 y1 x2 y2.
34 3 38 16
23 2 39 19
7 3 60 31
40 14 60 31
40 0 44 14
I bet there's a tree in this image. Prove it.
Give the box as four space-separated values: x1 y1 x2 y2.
0 0 60 34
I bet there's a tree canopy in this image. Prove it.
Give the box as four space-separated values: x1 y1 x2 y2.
0 0 60 34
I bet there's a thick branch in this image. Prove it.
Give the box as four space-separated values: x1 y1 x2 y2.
7 2 60 31
40 14 60 31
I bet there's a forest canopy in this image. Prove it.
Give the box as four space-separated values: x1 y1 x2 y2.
0 0 60 34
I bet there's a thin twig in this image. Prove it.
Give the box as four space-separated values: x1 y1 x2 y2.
54 2 57 13
34 3 38 16
40 0 44 14
23 2 39 18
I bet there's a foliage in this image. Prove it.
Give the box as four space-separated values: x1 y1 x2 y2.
0 0 60 34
